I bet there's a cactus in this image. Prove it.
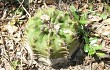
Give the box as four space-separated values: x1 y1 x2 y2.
26 6 81 62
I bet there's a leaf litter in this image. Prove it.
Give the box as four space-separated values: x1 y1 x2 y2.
1 0 110 70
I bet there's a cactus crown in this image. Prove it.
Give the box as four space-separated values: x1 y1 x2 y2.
26 7 77 59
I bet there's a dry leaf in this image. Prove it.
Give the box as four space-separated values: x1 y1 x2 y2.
4 25 18 34
88 15 102 22
102 18 110 24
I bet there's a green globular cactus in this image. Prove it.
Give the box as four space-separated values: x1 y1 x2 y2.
26 7 80 59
